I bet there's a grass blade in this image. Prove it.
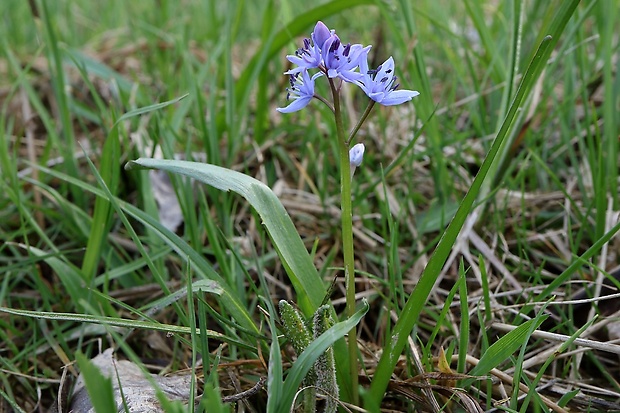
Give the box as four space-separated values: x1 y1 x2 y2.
464 315 546 387
368 1 580 396
80 128 120 282
114 94 189 126
25 162 261 338
74 352 117 413
0 306 251 349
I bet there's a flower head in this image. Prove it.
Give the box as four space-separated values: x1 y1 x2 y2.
277 70 322 113
357 54 419 105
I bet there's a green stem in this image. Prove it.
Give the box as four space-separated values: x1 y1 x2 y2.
329 78 359 403
314 94 335 113
348 100 376 144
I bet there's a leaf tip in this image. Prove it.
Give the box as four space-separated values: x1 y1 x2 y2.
124 159 142 171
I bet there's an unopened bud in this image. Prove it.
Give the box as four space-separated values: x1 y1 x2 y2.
349 143 365 167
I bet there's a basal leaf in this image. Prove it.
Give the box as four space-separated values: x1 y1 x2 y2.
126 158 326 317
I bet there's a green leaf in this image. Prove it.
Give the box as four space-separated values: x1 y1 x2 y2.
146 279 224 316
518 315 597 412
557 389 581 408
125 158 326 317
74 352 117 413
81 127 120 282
114 94 188 127
464 316 546 386
0 387 26 413
267 311 284 413
201 381 230 413
415 199 459 234
0 306 251 350
536 219 620 301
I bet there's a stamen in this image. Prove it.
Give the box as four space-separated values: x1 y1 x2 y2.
329 38 341 52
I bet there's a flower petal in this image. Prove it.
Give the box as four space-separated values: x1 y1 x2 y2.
312 21 332 50
277 69 319 114
376 57 395 84
276 95 313 113
380 89 420 106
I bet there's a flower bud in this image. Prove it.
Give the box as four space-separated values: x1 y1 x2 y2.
349 143 365 167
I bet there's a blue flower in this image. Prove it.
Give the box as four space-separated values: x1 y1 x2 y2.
321 35 370 82
285 21 369 83
277 70 322 113
357 54 419 105
284 22 332 75
285 38 322 75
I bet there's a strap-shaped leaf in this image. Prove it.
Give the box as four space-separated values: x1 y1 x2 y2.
126 158 326 316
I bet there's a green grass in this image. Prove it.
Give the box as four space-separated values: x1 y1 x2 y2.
1 0 619 411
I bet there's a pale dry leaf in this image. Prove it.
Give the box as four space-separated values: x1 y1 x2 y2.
71 348 192 413
150 169 184 231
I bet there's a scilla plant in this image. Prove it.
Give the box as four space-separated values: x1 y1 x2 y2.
127 21 417 411
276 21 419 403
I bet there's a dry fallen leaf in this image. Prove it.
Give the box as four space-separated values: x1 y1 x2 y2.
71 348 192 413
150 169 184 231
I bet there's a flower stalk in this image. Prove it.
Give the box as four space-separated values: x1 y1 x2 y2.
347 100 375 145
329 78 359 403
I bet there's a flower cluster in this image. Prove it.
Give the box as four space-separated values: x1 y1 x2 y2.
277 21 419 113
